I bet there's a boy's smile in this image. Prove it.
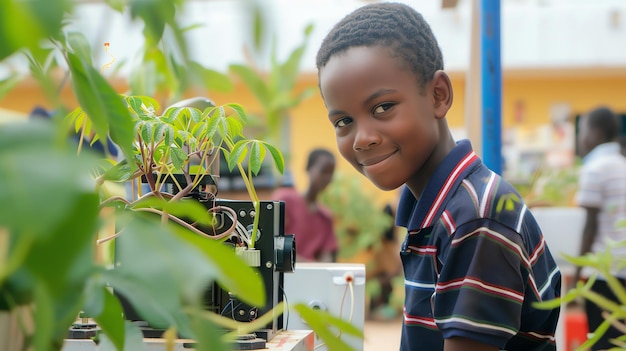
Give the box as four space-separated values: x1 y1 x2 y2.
319 45 454 194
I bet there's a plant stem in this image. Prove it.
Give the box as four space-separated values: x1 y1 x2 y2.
236 163 260 249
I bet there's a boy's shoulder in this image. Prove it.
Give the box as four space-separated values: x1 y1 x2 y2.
450 164 529 228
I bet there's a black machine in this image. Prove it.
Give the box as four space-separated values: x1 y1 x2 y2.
203 198 296 343
69 173 296 350
139 174 296 345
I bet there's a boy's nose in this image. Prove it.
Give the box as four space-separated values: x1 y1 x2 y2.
353 126 381 151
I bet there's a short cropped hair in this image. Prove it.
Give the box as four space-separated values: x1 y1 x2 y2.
586 106 622 141
316 2 444 88
306 148 335 171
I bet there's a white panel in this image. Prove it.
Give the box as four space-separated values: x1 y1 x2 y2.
283 262 366 351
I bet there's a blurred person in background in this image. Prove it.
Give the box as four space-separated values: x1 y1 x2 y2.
272 148 338 262
574 106 626 351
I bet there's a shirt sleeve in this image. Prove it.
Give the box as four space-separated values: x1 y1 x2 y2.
575 163 604 208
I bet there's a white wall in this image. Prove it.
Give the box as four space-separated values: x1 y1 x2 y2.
2 0 626 78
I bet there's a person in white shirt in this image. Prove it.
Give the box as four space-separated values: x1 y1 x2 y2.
574 106 626 351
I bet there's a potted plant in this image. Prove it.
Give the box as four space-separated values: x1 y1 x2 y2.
0 1 362 350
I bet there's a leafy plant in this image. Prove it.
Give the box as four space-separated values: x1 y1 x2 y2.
319 171 394 261
515 161 580 208
534 237 626 350
0 1 363 351
229 17 317 160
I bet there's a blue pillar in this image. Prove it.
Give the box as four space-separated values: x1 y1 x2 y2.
480 0 502 175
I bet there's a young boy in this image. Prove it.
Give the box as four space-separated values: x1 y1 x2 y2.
315 3 561 351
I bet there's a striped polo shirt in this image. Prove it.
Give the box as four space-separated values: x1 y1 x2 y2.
396 140 561 351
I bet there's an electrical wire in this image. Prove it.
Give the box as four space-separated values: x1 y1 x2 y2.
223 209 252 246
279 284 289 330
313 276 355 350
97 205 238 244
221 300 234 316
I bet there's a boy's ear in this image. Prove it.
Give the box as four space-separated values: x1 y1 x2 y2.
431 70 453 119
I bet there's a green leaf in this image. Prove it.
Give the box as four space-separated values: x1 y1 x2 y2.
132 196 213 227
23 183 101 347
189 62 234 93
138 95 161 113
276 44 305 92
129 0 175 43
563 252 603 268
251 4 265 52
225 115 244 138
0 0 70 61
189 314 230 351
102 160 135 183
104 212 264 337
205 109 221 138
140 120 154 144
168 107 190 129
66 31 93 66
169 220 265 307
170 147 188 170
97 321 144 351
0 122 101 239
32 283 56 351
164 124 175 147
263 142 284 174
228 64 270 109
191 120 208 140
66 52 135 164
293 303 362 351
289 87 317 108
84 282 126 351
226 103 248 124
126 96 145 115
105 0 126 13
154 122 170 143
189 108 203 124
228 140 248 172
249 141 262 175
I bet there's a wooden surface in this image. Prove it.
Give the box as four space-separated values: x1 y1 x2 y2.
62 330 314 351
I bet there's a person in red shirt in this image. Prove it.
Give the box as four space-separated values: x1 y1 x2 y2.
272 148 338 262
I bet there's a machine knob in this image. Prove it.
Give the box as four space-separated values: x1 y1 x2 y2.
274 234 295 273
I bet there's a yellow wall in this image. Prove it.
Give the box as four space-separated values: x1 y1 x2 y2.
3 69 626 207
213 70 626 207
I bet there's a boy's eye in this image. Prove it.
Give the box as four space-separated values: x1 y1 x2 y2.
335 117 352 128
373 102 394 114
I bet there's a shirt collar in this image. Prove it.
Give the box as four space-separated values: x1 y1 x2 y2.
396 139 481 231
582 142 620 165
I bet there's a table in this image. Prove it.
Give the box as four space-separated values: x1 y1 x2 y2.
62 330 314 351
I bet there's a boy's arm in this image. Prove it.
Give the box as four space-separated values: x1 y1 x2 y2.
444 337 499 351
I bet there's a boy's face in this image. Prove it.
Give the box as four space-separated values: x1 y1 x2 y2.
318 46 445 191
308 154 335 193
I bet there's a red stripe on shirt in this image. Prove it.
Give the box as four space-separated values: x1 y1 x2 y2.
422 152 478 228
